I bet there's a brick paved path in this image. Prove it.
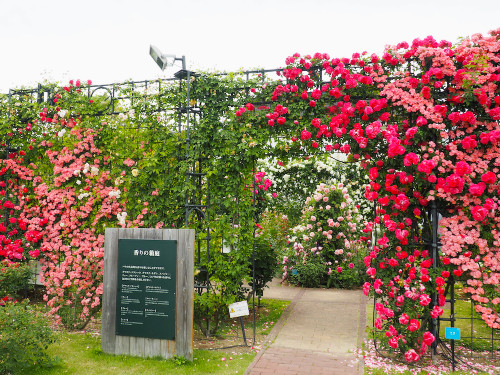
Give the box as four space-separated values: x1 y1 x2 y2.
245 280 367 375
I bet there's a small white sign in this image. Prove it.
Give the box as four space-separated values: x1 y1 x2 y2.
228 301 249 318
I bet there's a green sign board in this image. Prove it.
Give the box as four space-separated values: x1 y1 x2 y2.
116 239 177 340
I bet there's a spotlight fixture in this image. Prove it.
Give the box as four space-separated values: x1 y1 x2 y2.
149 45 185 71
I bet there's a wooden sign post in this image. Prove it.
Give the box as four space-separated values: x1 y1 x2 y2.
101 228 194 360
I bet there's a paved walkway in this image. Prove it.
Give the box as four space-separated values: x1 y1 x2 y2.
245 279 368 375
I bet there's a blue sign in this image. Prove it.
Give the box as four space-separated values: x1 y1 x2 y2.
292 269 298 275
445 327 461 340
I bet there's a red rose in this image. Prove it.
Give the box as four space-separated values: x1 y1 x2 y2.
481 171 496 184
455 161 471 176
300 130 311 141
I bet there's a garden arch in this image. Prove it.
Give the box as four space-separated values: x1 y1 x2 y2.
1 28 500 367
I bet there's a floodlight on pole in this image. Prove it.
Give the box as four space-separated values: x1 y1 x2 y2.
149 45 186 71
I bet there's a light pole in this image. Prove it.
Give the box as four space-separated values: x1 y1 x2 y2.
149 45 210 303
149 45 195 223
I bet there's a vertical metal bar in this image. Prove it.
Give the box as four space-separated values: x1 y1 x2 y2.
450 275 456 372
470 300 474 356
430 200 439 355
111 85 116 113
252 158 256 345
4 89 13 226
239 316 248 346
157 80 161 114
37 84 42 104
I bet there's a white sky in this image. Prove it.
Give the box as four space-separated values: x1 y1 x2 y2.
1 0 499 93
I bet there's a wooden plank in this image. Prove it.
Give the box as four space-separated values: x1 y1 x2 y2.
175 229 195 360
130 336 145 357
115 334 130 356
144 338 160 358
127 228 147 357
160 339 173 358
101 228 119 354
114 228 131 356
161 229 179 358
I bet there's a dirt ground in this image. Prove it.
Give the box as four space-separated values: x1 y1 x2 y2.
66 304 272 354
193 308 269 353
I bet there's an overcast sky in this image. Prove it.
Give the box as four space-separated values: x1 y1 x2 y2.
1 0 499 93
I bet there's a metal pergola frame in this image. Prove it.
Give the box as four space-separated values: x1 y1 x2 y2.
3 62 499 357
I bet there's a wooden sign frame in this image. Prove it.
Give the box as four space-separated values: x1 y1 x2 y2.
101 228 194 360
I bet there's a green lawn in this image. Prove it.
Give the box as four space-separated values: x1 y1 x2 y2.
31 332 254 375
27 298 290 375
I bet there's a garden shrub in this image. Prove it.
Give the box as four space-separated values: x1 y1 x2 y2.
247 242 278 304
0 260 32 300
289 256 327 288
250 210 288 301
0 301 57 374
194 290 228 337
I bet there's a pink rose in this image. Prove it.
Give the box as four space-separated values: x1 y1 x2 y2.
469 182 486 196
417 159 436 174
455 161 471 176
461 136 477 150
404 349 420 363
399 313 410 325
388 336 399 349
444 174 464 194
369 167 379 181
430 306 443 319
408 319 421 332
471 205 488 221
423 331 435 346
419 294 431 306
416 116 427 126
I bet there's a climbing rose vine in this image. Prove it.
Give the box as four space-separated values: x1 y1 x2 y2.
236 28 500 360
0 158 46 261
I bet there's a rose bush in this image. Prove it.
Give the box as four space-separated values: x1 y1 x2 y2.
1 73 280 333
284 182 367 288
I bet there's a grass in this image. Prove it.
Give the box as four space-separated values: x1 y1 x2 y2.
30 332 254 374
194 298 289 350
440 299 500 352
248 298 289 335
26 298 289 375
364 300 499 375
